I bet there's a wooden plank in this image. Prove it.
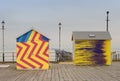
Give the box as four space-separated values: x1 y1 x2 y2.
0 62 120 81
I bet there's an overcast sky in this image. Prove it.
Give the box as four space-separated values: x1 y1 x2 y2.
0 0 120 52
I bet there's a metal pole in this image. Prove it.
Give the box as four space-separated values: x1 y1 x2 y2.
106 11 109 32
12 52 14 63
2 21 5 63
58 22 62 61
58 22 61 51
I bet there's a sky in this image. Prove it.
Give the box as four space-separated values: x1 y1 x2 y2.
0 0 120 52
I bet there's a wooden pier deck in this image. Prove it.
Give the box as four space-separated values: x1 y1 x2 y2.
0 62 120 81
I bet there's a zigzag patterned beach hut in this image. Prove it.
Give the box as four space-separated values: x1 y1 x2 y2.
16 29 49 70
72 31 112 65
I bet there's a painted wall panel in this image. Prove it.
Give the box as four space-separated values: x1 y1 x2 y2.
16 29 49 70
74 40 111 65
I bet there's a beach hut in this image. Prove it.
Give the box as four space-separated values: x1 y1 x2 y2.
72 31 112 65
16 29 50 70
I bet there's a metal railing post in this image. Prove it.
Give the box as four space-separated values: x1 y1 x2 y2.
12 52 14 63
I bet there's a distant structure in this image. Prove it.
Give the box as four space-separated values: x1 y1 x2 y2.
72 31 112 65
16 29 50 70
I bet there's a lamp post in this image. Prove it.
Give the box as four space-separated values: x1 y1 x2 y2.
1 21 5 63
106 11 109 32
58 22 62 61
58 22 62 51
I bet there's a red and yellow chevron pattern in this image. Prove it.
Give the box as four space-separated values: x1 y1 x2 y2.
16 29 49 70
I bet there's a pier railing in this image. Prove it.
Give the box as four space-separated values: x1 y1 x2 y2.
112 51 120 61
0 52 16 63
0 51 120 63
